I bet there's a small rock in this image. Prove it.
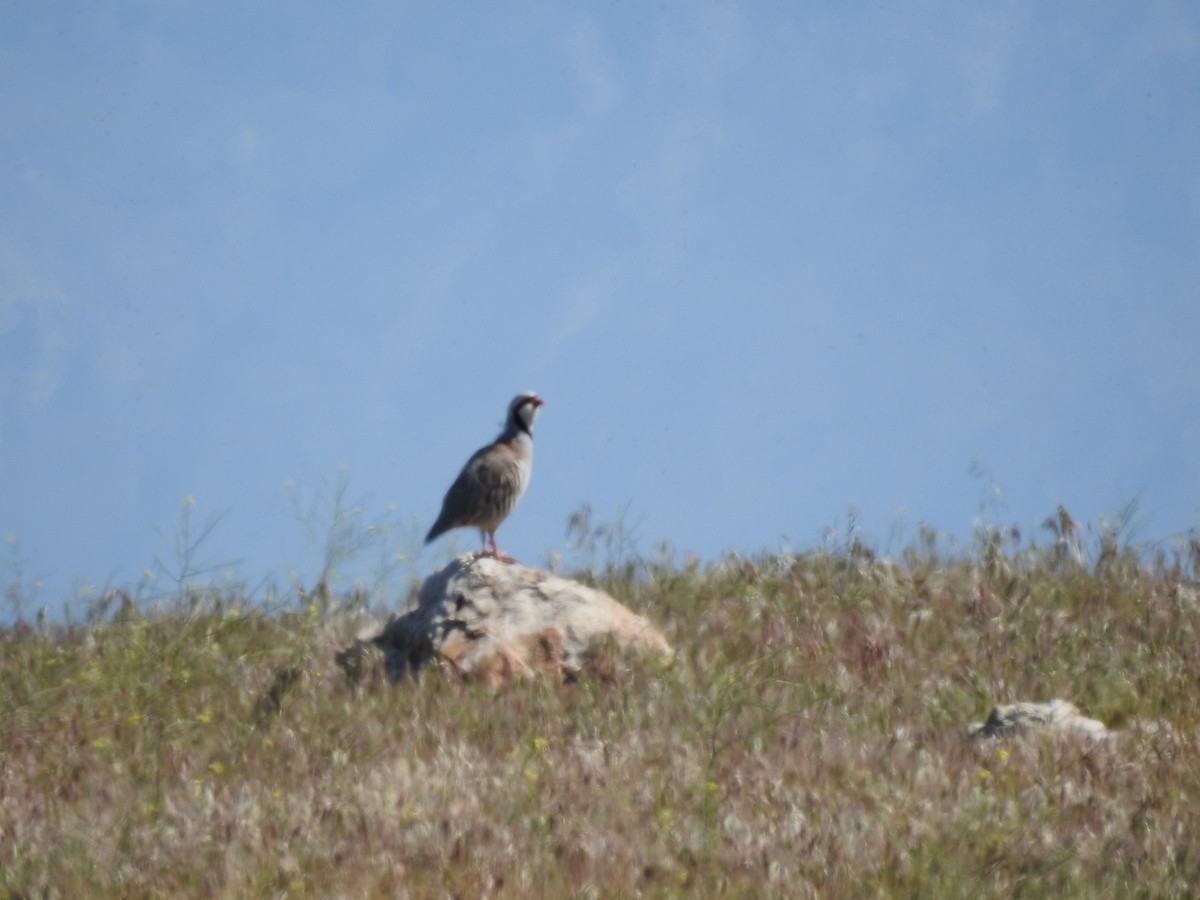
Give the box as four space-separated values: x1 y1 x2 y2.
966 699 1108 741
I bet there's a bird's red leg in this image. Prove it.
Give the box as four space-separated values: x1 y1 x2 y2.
489 531 516 564
474 530 515 563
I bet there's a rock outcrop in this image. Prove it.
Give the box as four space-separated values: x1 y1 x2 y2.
337 555 672 687
966 699 1108 741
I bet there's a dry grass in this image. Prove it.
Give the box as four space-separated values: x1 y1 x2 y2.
2 521 1199 898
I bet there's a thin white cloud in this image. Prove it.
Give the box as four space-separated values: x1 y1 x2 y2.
614 5 740 280
616 105 725 279
566 20 619 121
668 0 743 89
0 235 76 407
530 264 621 372
958 7 1028 112
519 18 621 167
381 240 479 370
228 124 264 175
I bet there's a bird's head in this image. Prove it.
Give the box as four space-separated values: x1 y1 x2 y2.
509 391 544 435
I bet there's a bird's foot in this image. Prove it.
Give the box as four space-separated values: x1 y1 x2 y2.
477 548 518 564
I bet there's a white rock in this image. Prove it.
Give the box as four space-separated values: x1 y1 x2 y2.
338 555 672 687
966 699 1108 741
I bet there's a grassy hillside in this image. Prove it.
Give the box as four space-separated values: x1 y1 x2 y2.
2 517 1199 897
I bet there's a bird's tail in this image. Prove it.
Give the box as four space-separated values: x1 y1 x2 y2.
424 519 447 545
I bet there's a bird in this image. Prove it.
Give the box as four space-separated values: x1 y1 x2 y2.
425 391 544 562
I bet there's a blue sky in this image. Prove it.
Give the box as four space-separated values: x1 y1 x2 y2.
2 2 1198 615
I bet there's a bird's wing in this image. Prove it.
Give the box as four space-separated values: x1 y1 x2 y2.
427 443 523 539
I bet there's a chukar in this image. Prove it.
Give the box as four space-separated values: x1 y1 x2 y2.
425 391 544 562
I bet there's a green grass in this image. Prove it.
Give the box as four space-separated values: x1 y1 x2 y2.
2 521 1199 897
